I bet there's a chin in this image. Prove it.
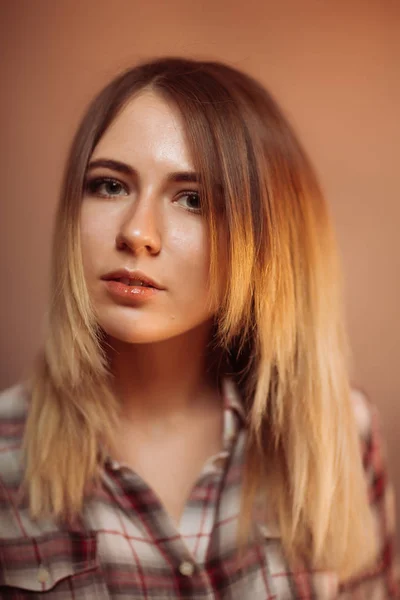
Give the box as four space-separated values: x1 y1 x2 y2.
94 304 215 346
96 313 184 345
101 325 171 345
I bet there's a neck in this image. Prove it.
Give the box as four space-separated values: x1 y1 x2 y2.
107 321 224 420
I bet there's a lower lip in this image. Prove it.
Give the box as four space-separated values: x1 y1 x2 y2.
104 280 160 304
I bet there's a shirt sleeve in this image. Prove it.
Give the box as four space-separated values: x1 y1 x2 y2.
338 390 399 598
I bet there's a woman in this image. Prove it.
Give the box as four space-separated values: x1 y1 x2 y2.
0 57 398 598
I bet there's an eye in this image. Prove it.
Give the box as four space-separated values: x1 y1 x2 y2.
175 191 202 214
84 177 129 198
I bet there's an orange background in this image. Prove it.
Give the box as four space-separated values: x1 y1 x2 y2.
1 0 399 546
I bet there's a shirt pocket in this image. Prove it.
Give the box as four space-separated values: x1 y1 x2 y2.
0 530 99 595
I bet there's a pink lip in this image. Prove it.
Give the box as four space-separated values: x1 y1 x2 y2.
101 268 164 290
104 279 160 305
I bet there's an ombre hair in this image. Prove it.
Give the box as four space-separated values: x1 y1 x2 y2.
23 57 377 580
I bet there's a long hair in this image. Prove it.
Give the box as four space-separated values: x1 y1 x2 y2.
23 57 377 579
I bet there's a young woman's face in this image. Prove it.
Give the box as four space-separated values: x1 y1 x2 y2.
80 90 218 344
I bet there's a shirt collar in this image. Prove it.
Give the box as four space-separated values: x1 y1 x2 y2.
221 376 246 423
220 376 246 452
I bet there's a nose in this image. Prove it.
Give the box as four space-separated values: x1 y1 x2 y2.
115 195 162 256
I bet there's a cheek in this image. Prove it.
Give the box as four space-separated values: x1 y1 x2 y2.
169 224 210 284
79 205 114 274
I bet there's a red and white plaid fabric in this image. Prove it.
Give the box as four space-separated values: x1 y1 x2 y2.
0 379 398 598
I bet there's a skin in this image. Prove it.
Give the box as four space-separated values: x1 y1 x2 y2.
80 90 224 524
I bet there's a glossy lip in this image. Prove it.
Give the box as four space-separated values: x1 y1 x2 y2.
101 268 164 290
104 279 159 305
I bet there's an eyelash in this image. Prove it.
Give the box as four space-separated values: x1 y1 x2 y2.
84 176 202 214
84 177 128 198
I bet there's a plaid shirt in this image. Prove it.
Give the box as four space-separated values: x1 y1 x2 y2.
0 379 398 598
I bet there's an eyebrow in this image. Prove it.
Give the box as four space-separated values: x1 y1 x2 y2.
86 158 201 184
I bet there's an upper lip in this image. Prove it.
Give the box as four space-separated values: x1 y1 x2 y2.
101 269 164 289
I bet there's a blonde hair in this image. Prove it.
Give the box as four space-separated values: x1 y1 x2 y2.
23 57 377 580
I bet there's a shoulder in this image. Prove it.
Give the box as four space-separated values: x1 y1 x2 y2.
0 382 30 418
0 383 61 543
341 387 399 596
0 382 29 530
349 386 376 442
349 386 391 495
349 386 391 514
0 382 29 449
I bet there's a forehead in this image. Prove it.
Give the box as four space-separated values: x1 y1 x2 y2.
91 90 194 170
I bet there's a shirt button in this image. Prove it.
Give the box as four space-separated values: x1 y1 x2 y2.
179 560 195 577
37 565 49 584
